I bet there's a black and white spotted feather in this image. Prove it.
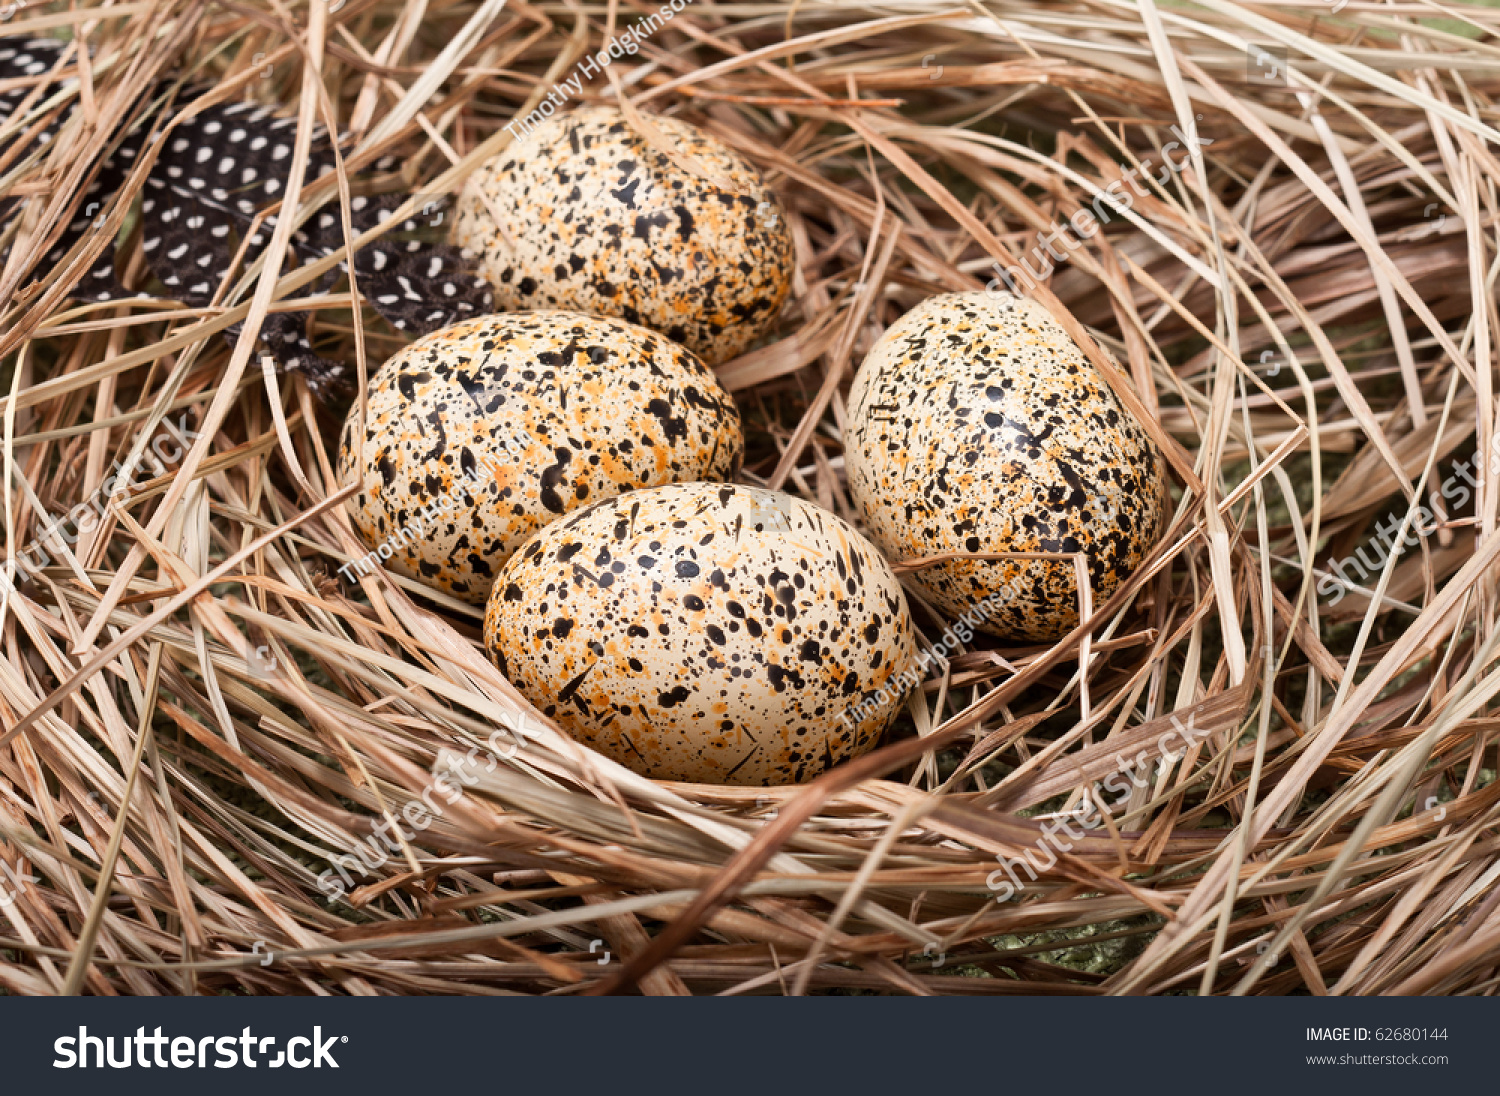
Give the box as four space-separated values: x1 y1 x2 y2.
0 35 494 400
0 38 140 301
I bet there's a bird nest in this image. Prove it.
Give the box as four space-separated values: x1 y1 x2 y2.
2 0 1498 996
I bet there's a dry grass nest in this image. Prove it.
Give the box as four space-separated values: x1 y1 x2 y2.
1 0 1499 996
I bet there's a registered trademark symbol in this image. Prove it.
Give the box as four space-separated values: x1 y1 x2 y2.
341 1036 348 1042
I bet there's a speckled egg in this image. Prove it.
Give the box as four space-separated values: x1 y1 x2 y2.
484 483 918 785
338 312 743 604
845 291 1167 642
452 105 794 366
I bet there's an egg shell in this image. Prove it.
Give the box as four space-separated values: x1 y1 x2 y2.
338 312 743 604
845 291 1167 642
452 105 795 366
484 483 918 786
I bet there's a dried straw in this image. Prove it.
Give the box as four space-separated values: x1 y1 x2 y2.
2 0 1499 995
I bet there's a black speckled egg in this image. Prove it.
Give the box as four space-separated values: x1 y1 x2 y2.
452 106 794 366
845 291 1167 642
484 483 918 786
338 312 743 604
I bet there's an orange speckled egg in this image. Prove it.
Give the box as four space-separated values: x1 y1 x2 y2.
338 312 743 604
484 483 917 785
452 106 794 366
845 291 1167 642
